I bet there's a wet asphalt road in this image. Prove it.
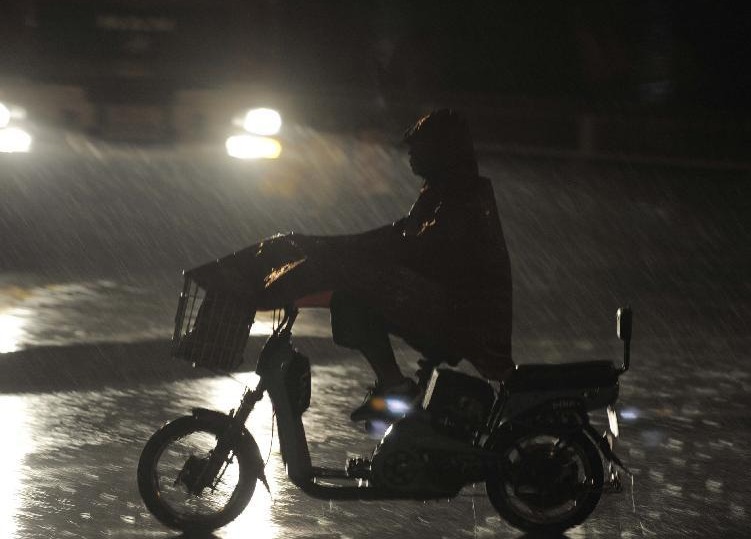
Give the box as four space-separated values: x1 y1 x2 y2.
1 127 750 537
2 335 750 539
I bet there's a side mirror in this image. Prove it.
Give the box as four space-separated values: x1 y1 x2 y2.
616 306 632 372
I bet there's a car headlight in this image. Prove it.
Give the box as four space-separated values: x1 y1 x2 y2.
0 127 32 153
225 134 281 160
242 108 282 136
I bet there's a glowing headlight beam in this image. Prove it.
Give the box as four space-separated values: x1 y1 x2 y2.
0 127 32 154
619 407 640 421
243 108 282 136
226 135 281 160
385 397 412 415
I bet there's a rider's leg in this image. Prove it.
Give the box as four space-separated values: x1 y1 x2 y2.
330 290 404 386
330 291 418 421
352 333 404 387
342 264 515 382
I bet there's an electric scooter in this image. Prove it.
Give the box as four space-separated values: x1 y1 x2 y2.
137 275 632 535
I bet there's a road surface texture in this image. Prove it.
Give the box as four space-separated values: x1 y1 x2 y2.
1 126 749 538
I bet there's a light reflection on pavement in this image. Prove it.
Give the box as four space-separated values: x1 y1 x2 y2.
1 354 515 539
2 337 749 538
1 267 749 537
0 277 333 354
0 395 31 537
1 137 749 537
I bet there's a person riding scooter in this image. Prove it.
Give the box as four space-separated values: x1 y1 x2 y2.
183 109 514 423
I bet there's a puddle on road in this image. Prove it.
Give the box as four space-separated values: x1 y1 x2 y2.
0 277 173 352
0 276 333 354
0 395 32 537
3 346 751 538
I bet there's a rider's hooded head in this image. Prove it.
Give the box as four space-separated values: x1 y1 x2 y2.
404 109 477 182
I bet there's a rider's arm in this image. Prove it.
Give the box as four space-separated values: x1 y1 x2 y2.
252 220 406 310
299 219 406 263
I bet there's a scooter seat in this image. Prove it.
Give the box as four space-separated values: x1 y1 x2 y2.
505 360 620 392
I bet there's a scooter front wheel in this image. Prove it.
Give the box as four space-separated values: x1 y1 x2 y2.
486 430 604 535
137 414 261 533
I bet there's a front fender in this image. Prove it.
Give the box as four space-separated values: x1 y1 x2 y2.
190 407 269 490
190 407 259 453
191 407 233 423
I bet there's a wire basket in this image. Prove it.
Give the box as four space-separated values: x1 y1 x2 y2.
171 274 254 371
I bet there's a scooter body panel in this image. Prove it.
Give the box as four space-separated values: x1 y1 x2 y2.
258 336 314 484
369 414 497 493
257 333 497 498
499 382 619 423
248 307 631 504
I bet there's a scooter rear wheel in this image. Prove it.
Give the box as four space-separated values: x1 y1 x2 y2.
486 430 604 535
137 414 260 533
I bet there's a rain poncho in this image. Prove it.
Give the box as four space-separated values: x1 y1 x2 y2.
189 170 513 380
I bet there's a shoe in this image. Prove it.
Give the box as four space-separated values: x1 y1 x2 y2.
350 378 419 422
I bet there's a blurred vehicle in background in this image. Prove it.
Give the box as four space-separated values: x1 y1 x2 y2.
225 108 283 160
0 100 32 153
0 0 293 156
0 1 748 165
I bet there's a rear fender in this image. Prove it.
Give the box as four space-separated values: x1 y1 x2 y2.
508 397 589 434
484 400 589 452
583 423 631 474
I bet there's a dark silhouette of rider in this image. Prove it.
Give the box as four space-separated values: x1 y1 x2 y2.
327 109 514 421
186 109 513 422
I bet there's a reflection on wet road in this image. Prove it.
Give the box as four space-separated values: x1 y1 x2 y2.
0 277 334 354
1 129 749 536
1 395 31 537
4 357 510 539
2 336 749 538
0 278 170 353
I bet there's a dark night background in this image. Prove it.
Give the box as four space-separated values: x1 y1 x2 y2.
1 1 749 157
4 1 749 102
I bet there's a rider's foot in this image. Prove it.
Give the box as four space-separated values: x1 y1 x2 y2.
350 378 419 422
